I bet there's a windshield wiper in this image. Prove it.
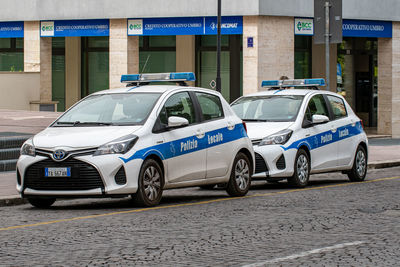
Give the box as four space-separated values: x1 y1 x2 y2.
56 121 113 126
242 119 270 122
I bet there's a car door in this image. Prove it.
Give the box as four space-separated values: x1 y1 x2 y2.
325 94 355 167
194 91 235 178
303 94 339 171
158 91 206 183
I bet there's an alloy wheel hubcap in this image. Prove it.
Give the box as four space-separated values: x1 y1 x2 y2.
356 150 366 177
143 166 161 201
235 159 250 190
297 155 309 183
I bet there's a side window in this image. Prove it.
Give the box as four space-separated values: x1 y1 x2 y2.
305 94 329 121
327 95 347 120
195 92 224 121
160 92 196 125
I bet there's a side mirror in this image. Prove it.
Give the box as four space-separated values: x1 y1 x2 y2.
312 114 329 125
168 116 189 128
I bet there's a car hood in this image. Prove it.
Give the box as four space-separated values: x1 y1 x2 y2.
33 126 142 150
245 122 294 140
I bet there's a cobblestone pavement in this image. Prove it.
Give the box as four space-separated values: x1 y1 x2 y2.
0 167 399 266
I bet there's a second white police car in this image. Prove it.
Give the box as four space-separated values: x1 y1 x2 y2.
17 72 254 208
231 78 368 187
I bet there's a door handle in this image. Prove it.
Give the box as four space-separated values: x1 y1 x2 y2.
196 129 205 138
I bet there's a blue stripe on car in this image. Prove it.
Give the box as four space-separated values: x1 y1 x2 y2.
120 123 247 163
281 121 364 151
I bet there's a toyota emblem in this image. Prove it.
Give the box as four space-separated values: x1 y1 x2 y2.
53 150 67 161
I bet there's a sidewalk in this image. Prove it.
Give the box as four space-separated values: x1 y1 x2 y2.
0 109 399 205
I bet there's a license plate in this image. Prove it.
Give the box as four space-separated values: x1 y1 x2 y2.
45 167 71 177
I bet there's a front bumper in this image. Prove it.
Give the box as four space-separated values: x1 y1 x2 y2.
252 145 297 179
16 152 143 198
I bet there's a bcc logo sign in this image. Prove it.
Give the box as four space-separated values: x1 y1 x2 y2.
295 18 313 35
41 21 55 37
128 19 143 35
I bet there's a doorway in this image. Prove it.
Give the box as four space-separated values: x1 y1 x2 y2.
195 35 242 103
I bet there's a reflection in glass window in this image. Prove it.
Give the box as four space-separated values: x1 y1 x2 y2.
327 95 347 119
232 95 304 122
305 95 329 121
195 92 223 121
55 93 160 126
160 92 196 124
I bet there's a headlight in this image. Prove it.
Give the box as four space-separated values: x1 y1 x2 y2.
259 129 293 146
20 138 35 156
94 134 138 156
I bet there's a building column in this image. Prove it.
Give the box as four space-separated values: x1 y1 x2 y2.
109 19 139 89
176 35 195 86
243 16 294 95
24 21 40 72
312 41 337 92
392 22 400 138
65 37 81 109
40 37 52 102
378 38 392 135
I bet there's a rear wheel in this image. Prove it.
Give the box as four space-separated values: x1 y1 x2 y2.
132 159 163 207
347 145 367 182
288 149 310 187
27 197 56 208
226 152 251 197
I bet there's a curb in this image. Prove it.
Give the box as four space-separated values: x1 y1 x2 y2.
368 160 400 169
0 195 27 207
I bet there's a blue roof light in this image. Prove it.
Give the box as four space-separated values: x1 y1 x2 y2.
261 80 280 87
261 78 326 88
121 72 196 84
304 78 326 86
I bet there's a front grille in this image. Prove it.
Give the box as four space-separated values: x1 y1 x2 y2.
115 167 127 185
276 154 286 170
255 153 268 174
24 158 104 191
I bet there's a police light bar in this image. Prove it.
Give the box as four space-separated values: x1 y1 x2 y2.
121 72 196 84
261 78 326 88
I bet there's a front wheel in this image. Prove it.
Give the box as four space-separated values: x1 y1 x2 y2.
226 152 251 197
27 197 56 208
288 149 310 187
132 159 163 207
347 145 367 182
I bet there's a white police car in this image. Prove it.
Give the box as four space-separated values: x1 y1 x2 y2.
231 78 368 187
17 72 254 208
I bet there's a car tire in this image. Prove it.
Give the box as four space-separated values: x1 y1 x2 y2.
27 197 56 208
132 159 163 207
226 152 251 197
288 149 310 187
347 145 367 182
199 184 216 190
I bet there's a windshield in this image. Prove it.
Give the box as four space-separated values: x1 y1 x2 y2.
53 93 161 126
231 95 304 122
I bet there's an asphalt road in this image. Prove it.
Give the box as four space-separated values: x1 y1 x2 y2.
1 167 399 266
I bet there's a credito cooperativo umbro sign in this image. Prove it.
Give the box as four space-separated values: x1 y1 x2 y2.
295 18 314 36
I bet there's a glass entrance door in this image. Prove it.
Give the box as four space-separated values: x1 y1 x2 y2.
196 35 242 103
52 37 65 112
81 37 109 97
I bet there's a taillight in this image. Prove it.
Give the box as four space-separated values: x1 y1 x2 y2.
360 120 364 129
242 121 247 133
